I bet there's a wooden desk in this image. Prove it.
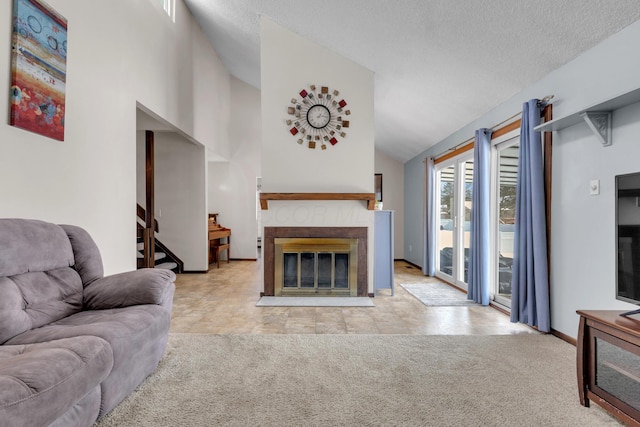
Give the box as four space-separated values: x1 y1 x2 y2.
208 223 231 267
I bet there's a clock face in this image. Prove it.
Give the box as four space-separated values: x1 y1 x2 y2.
307 104 331 129
285 85 351 150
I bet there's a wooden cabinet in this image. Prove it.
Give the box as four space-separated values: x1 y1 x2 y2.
374 210 394 296
577 310 640 426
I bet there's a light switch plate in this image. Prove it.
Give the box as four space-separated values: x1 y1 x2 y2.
590 179 600 196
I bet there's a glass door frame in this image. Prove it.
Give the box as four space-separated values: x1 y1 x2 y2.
435 151 473 290
490 128 520 308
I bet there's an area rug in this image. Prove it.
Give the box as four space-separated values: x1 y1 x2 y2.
256 296 374 307
95 334 616 426
400 282 479 306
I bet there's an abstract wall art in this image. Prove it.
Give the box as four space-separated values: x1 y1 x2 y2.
10 0 67 141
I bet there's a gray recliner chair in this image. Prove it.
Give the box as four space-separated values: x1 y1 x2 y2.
0 218 175 427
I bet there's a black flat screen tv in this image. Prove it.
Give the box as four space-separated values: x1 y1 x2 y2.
616 172 640 316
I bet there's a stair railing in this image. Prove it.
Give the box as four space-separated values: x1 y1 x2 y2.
136 203 184 273
137 203 156 269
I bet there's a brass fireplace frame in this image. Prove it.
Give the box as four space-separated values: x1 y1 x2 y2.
274 238 358 296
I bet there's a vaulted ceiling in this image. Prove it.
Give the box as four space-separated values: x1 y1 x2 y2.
184 0 640 162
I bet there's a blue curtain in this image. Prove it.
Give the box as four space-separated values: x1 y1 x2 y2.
510 99 550 332
423 157 436 276
468 129 492 305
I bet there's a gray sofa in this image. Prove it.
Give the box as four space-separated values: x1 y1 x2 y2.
0 219 175 427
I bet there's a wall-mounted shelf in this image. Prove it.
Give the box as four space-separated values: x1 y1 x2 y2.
534 87 640 147
259 193 376 210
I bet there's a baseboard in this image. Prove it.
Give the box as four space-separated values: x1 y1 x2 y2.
230 258 258 262
551 328 577 346
400 259 422 270
181 270 208 274
489 301 509 316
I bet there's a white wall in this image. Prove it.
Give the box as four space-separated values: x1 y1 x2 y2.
191 24 231 161
260 18 374 193
260 18 376 293
209 77 262 260
375 150 404 259
404 20 640 338
551 102 640 334
0 0 230 274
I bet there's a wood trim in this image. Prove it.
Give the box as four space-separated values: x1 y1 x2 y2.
489 301 510 316
434 142 475 165
434 119 521 166
259 193 376 210
551 327 576 346
401 259 422 270
144 131 155 269
586 392 640 427
542 104 553 291
576 316 589 407
145 131 155 231
491 119 521 140
136 204 158 232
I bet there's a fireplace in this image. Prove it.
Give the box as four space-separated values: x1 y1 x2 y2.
274 237 358 296
263 227 368 297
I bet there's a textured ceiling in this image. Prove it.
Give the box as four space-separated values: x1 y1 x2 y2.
184 0 640 162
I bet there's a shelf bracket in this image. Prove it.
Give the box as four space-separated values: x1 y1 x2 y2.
580 111 611 147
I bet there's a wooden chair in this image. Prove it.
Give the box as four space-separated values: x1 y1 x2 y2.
211 242 230 268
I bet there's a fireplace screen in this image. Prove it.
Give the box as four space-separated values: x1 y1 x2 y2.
283 252 350 290
275 238 357 296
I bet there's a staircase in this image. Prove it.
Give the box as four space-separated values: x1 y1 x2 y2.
136 234 181 272
136 204 183 273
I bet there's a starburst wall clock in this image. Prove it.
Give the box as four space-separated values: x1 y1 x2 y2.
285 85 351 150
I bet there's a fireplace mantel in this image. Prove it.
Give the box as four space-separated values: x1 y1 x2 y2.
259 193 376 210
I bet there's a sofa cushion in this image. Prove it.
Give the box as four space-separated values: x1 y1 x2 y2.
48 386 102 427
60 224 104 287
6 304 172 416
0 336 113 427
0 219 74 277
0 268 83 344
0 219 85 344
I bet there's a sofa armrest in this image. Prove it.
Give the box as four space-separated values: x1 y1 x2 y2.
83 268 176 310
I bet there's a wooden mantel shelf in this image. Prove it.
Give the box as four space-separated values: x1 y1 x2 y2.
259 193 376 210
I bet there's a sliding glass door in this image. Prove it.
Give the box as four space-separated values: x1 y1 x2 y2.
493 135 519 307
435 153 473 289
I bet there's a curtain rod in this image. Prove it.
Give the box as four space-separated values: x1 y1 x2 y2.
431 95 554 160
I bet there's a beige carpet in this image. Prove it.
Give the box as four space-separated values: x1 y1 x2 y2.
95 334 618 427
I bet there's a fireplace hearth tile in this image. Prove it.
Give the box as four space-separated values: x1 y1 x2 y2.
256 297 375 307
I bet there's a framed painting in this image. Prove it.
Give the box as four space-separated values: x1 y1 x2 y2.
10 0 67 141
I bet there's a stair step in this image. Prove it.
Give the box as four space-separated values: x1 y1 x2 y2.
137 251 166 261
155 262 178 271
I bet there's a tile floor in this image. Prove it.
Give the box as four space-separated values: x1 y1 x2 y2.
171 259 538 335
